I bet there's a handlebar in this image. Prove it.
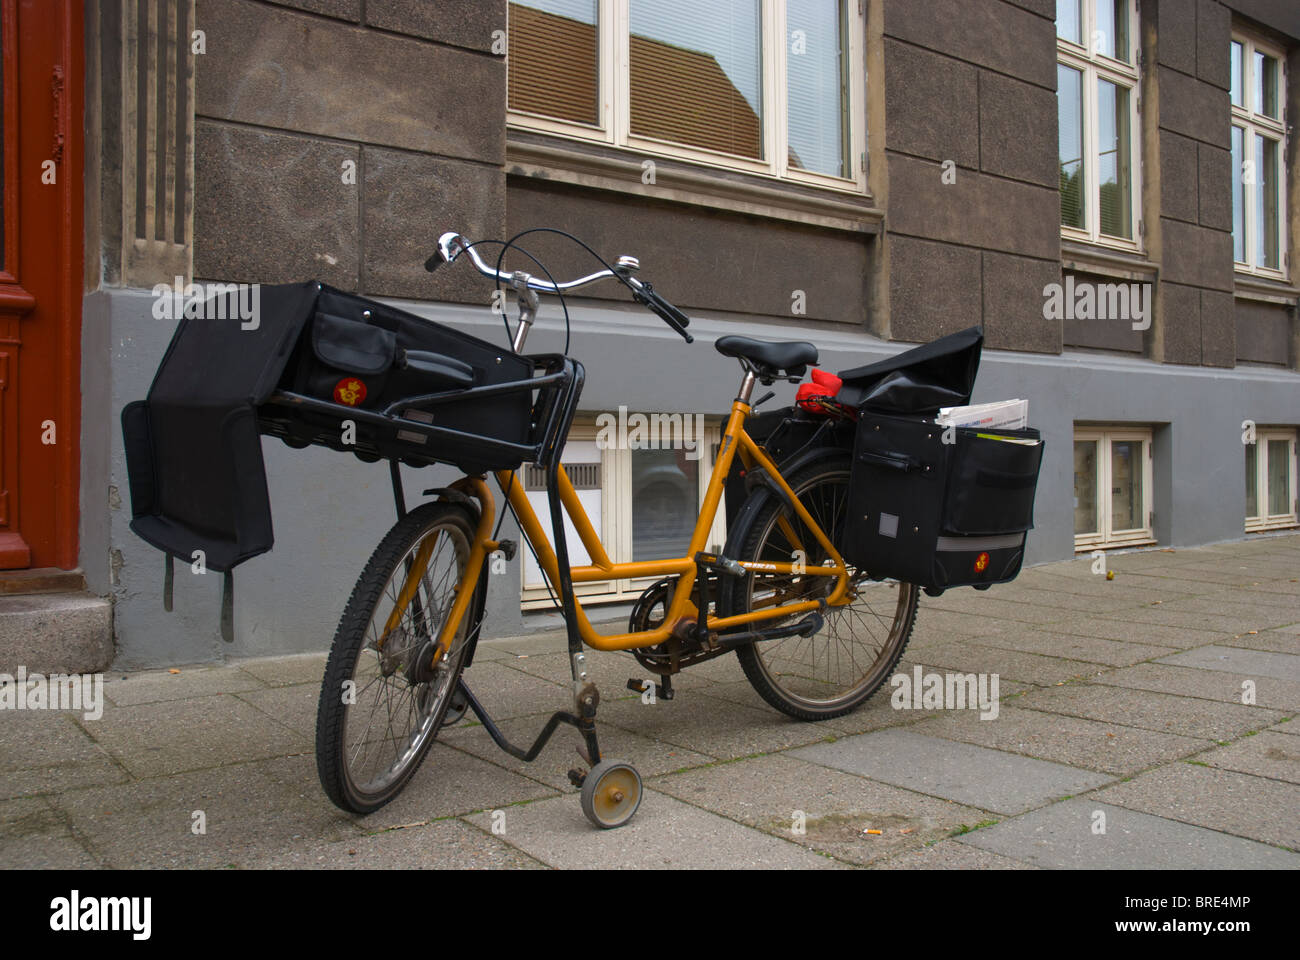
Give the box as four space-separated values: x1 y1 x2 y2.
427 231 693 344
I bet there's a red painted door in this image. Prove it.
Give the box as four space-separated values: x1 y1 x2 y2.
0 0 82 569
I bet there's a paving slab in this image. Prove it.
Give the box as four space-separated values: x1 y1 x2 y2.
686 677 913 738
1014 682 1283 741
1094 763 1300 850
1028 613 1228 649
906 641 1103 686
86 694 307 778
439 715 716 792
908 705 1211 776
1193 731 1300 785
246 817 547 869
596 690 842 759
789 728 1114 815
1104 606 1282 635
232 652 329 687
869 838 1037 869
325 742 559 830
49 760 363 868
234 684 319 740
1089 661 1300 711
103 664 268 706
651 752 994 866
960 799 1299 869
965 629 1178 666
0 712 129 799
455 660 574 721
496 646 716 694
1220 627 1300 654
0 828 102 869
461 788 841 869
1157 645 1300 682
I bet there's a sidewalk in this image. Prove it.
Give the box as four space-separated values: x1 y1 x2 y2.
3 534 1298 869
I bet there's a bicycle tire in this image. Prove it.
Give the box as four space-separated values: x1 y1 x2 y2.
718 453 919 721
315 500 477 814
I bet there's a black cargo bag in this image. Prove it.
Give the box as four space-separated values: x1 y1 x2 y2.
841 412 1044 592
123 281 534 575
266 285 535 470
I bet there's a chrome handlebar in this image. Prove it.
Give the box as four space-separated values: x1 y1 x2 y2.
428 231 693 344
433 231 639 293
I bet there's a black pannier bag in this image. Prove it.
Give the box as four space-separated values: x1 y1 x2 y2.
836 326 1045 592
841 414 1044 591
123 281 538 576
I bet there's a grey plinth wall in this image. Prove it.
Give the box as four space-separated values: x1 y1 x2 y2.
83 286 1299 668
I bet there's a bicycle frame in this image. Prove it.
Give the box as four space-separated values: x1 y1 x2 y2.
418 395 852 658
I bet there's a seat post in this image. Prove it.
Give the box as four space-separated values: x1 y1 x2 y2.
736 367 757 405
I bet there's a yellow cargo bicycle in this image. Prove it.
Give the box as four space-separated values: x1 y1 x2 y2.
311 230 919 828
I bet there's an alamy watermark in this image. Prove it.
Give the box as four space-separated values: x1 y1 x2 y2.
151 277 261 330
595 406 707 461
0 668 104 721
890 666 1000 720
1042 277 1151 331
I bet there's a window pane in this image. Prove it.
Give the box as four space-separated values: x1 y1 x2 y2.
1267 439 1291 516
1230 40 1243 107
1255 134 1280 269
787 0 846 178
629 0 763 159
1098 79 1132 239
508 0 600 125
1074 440 1098 534
1231 125 1245 263
1095 0 1129 62
1111 440 1143 531
1057 0 1081 45
1254 51 1279 118
1059 65 1085 229
1245 443 1259 519
631 449 699 561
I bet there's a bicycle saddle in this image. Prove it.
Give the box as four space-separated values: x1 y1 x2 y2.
714 336 818 377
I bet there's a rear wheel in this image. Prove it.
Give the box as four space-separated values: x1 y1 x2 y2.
315 501 477 814
718 454 919 721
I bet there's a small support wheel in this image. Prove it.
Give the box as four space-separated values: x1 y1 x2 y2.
579 760 642 829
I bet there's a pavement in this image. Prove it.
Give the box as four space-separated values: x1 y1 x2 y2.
3 534 1299 869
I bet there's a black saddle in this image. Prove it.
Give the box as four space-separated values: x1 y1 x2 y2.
715 336 818 379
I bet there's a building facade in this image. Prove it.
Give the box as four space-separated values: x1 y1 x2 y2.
0 0 1296 669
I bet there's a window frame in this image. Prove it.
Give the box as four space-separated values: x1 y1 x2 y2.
1073 425 1156 551
1245 427 1299 532
1056 0 1144 253
520 416 725 610
507 0 868 194
1231 31 1289 281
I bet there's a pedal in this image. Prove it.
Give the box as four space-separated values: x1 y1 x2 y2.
626 677 674 701
495 539 517 561
567 767 587 788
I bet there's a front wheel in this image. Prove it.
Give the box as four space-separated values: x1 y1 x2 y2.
718 454 919 721
315 501 478 814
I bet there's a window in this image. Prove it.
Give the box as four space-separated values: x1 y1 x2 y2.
1074 426 1154 549
1056 0 1142 249
1231 34 1288 278
1245 428 1298 532
507 0 866 192
520 417 725 609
